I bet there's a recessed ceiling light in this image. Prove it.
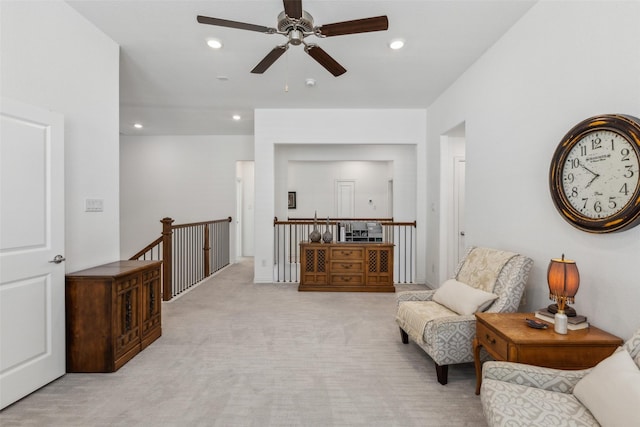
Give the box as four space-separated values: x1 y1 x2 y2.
232 115 241 121
389 39 405 50
134 123 143 129
207 39 222 49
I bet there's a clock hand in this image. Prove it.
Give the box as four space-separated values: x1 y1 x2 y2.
585 172 600 188
578 162 600 188
580 163 599 177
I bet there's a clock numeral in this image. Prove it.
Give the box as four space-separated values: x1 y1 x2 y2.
591 137 602 151
566 173 575 183
624 165 634 179
580 145 587 156
581 198 588 209
620 183 629 196
570 158 580 169
571 187 579 198
609 197 617 210
610 139 615 150
621 148 630 161
593 200 602 213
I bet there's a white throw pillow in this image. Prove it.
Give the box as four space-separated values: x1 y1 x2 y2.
432 279 498 316
573 348 640 427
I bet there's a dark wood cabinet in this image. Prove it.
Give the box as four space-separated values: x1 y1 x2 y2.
65 260 162 372
299 243 394 292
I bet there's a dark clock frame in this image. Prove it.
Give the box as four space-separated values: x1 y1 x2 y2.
549 114 640 233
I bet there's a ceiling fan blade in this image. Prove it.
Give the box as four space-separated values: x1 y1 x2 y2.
251 45 288 74
316 16 389 37
305 45 346 77
197 15 275 34
283 0 303 19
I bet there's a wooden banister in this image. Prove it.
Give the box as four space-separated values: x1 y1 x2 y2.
161 217 174 301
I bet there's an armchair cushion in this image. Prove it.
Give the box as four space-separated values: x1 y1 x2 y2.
573 348 640 427
396 301 456 345
456 247 518 292
432 279 498 316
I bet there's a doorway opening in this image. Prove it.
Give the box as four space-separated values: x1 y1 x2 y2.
235 161 255 258
439 123 466 281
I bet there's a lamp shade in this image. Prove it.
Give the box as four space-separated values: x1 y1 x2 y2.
547 254 580 311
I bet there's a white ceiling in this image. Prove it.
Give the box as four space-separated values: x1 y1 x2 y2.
66 0 536 136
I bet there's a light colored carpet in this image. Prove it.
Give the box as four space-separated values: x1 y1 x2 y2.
0 258 486 426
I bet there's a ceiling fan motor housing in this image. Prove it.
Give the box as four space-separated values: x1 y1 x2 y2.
277 10 314 34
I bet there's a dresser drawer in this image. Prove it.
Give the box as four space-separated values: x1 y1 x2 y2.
476 322 508 360
330 260 363 272
330 247 364 260
330 274 364 286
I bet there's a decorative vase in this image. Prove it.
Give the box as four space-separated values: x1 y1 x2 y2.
309 211 321 243
322 217 333 243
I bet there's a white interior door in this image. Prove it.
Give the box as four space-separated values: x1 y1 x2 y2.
0 98 65 409
336 180 355 217
453 157 466 266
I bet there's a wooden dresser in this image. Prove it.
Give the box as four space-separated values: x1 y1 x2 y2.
299 242 394 292
65 260 162 372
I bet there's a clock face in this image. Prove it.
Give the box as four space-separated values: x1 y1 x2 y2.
561 129 639 219
550 114 640 233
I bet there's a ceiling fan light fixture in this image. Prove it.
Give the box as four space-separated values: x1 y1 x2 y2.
389 39 404 50
288 29 304 46
207 39 223 49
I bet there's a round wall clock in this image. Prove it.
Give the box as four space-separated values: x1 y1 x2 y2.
549 114 640 233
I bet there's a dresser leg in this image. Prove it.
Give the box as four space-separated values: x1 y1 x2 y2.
473 337 482 395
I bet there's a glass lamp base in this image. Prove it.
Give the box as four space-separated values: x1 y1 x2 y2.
554 312 568 334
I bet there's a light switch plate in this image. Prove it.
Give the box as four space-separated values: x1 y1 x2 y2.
85 198 104 212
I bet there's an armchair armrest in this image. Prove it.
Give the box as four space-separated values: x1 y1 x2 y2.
396 290 435 305
424 314 478 366
482 361 591 394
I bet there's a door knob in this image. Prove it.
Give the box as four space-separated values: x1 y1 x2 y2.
49 255 66 264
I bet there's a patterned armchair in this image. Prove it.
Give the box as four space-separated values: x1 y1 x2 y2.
395 246 533 385
481 327 640 426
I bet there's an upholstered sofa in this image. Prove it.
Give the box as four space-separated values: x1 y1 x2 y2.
481 326 640 427
396 246 533 385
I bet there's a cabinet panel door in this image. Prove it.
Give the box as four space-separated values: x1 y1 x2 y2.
141 267 162 346
302 247 329 285
366 247 393 285
114 275 140 357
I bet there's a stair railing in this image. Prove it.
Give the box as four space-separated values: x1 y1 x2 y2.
130 216 232 300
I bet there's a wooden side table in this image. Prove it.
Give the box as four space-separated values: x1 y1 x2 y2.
473 312 622 394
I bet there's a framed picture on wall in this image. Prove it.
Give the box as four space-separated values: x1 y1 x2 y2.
288 192 297 209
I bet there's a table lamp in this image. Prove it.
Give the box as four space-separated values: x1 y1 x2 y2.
547 254 580 334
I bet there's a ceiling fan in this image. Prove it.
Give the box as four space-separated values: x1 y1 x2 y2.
197 0 389 77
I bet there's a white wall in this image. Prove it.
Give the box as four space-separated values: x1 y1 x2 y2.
284 160 392 219
119 135 254 259
254 109 427 283
1 0 120 272
426 1 640 339
277 151 411 220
